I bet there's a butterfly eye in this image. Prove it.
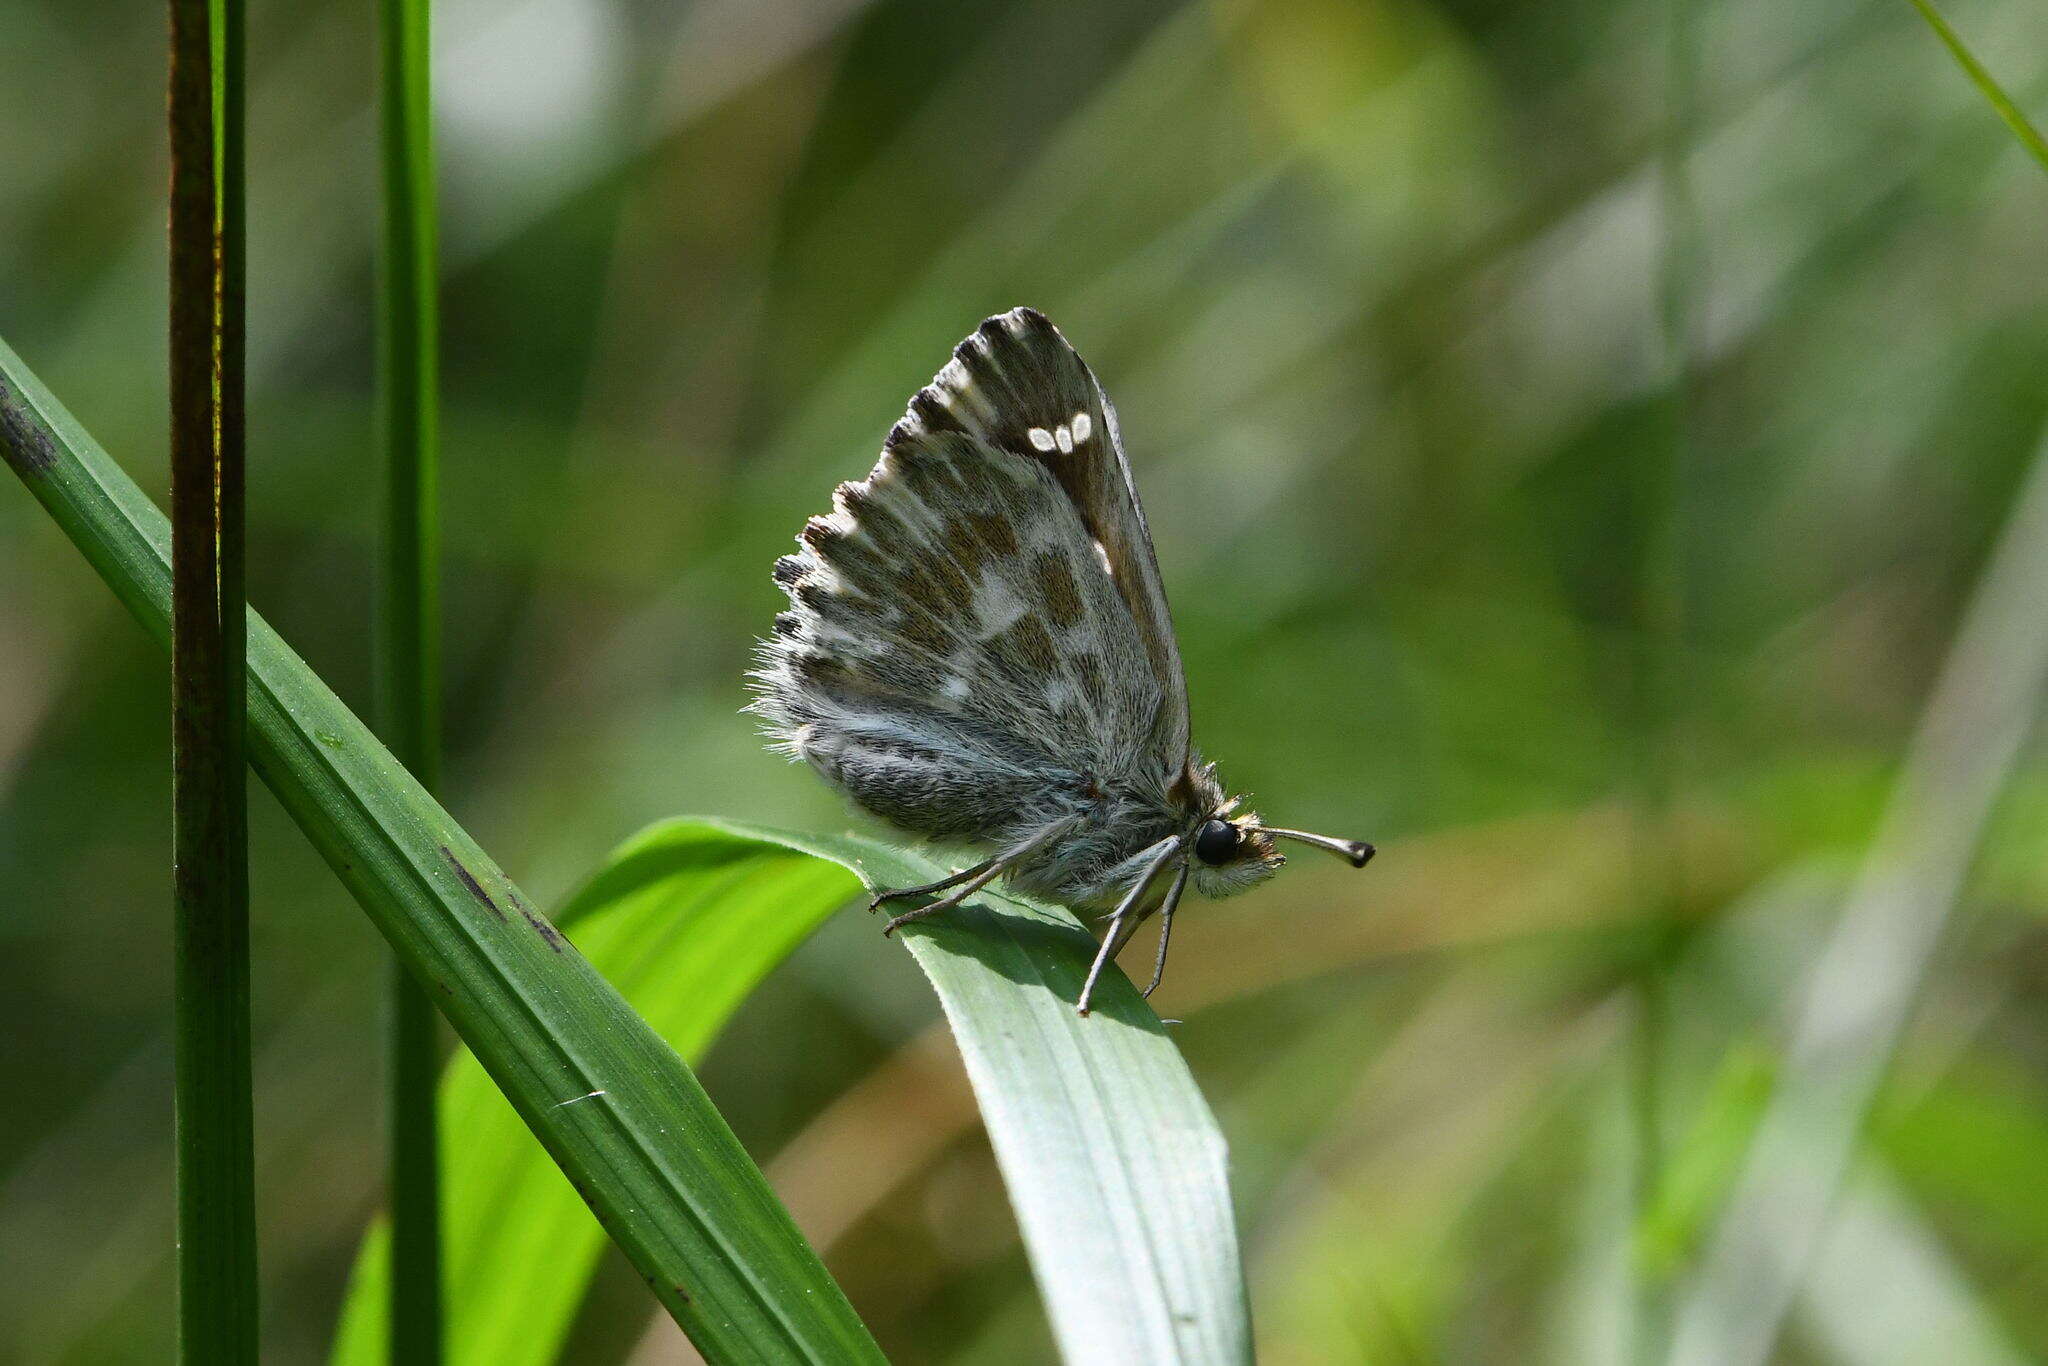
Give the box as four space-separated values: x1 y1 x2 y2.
1194 819 1239 866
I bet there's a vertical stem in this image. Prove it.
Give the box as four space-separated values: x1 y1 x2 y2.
376 0 445 1358
1631 0 1699 1355
170 0 257 1360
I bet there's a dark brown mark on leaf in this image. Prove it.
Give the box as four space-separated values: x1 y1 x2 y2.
0 380 57 476
514 893 566 952
509 888 569 950
440 845 507 921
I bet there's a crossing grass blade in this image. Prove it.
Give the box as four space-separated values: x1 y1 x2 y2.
0 339 885 1365
331 821 861 1366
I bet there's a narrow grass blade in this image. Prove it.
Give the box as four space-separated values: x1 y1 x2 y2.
169 0 257 1357
373 0 446 1355
0 344 885 1364
1907 0 2048 174
332 820 861 1366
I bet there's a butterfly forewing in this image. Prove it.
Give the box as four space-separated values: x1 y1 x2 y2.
753 310 1195 848
902 309 1191 765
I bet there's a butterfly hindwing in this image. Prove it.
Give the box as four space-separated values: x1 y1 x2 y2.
755 424 1165 793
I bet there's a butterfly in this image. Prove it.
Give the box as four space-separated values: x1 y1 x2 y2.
751 308 1373 1015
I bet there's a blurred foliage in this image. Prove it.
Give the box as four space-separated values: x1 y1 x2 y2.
3 0 2047 1362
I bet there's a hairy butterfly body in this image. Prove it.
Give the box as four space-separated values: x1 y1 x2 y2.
751 308 1372 1014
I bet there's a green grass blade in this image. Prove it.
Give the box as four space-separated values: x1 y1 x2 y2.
373 0 446 1356
331 820 861 1366
0 343 885 1365
1907 0 2048 174
732 822 1253 1366
170 0 257 1357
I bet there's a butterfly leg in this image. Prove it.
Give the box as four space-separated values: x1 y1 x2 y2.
870 816 1082 920
1077 835 1185 1016
1141 858 1193 999
867 856 1001 914
880 861 1006 937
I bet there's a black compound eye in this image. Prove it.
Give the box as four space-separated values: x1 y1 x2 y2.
1195 819 1239 866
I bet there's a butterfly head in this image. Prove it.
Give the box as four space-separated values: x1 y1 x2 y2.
1188 815 1284 898
1172 766 1375 898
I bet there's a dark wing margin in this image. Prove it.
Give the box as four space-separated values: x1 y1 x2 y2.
893 307 1191 766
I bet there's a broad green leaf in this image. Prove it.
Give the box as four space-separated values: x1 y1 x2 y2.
734 822 1253 1366
332 820 860 1365
337 820 1253 1365
0 339 884 1364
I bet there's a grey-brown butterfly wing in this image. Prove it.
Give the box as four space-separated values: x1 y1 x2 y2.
906 308 1190 766
751 309 1193 860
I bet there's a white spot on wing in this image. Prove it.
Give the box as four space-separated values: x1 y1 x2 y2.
1028 427 1056 452
976 579 1028 634
1091 540 1114 577
1070 411 1092 443
1054 424 1074 454
941 676 971 702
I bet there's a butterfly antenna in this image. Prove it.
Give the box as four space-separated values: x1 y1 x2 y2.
1260 827 1376 868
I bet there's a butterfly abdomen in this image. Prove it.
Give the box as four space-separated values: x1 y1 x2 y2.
800 714 1063 846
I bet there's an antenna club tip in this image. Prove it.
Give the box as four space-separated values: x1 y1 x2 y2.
1350 841 1376 868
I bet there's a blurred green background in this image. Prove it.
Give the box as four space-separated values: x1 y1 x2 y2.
4 0 2048 1361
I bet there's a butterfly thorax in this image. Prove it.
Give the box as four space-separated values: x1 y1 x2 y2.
1001 758 1279 909
1000 769 1193 910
